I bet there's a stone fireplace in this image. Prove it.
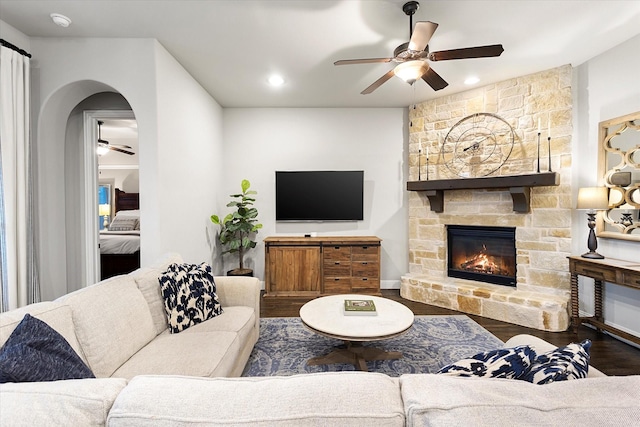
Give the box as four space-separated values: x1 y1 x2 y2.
401 65 573 332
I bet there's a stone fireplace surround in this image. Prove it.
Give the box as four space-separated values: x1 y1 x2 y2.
401 65 573 332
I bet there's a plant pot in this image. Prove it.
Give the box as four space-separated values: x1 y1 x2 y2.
227 268 253 277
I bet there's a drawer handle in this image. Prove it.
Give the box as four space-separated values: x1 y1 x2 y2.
362 246 368 249
334 262 340 265
362 278 368 281
334 278 340 281
334 246 340 249
362 262 368 265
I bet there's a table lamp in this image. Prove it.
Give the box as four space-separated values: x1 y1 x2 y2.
576 187 609 259
99 203 111 229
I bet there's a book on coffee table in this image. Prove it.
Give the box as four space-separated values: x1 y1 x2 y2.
344 299 377 316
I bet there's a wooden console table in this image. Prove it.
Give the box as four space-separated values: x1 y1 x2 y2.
264 236 381 297
568 255 640 345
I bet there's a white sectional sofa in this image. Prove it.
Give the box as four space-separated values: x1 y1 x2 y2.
2 253 640 426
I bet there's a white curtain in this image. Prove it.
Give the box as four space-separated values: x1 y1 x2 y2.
0 44 39 311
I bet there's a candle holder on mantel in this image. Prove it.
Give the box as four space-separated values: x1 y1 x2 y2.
426 152 429 180
547 135 552 172
418 149 421 181
537 131 541 173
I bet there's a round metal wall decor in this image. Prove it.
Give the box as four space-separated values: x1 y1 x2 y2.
441 112 515 178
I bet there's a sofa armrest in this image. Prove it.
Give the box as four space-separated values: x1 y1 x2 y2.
215 276 261 314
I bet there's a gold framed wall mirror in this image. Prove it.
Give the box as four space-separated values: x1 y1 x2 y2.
597 111 640 241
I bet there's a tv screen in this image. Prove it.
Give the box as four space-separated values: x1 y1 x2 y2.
275 171 364 221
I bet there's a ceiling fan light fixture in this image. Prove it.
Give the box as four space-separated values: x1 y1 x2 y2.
50 13 72 28
393 61 429 84
96 145 109 156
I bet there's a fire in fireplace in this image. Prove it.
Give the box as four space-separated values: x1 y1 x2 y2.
447 225 516 286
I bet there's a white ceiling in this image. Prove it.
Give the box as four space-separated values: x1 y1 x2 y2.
2 0 640 108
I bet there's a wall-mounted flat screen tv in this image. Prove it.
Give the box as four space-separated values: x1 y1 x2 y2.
275 170 364 221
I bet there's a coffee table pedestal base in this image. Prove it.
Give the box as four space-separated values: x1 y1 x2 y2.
307 341 402 372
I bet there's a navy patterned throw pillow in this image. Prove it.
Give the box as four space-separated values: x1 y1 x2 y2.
0 314 94 383
158 262 223 333
521 340 591 384
437 345 536 379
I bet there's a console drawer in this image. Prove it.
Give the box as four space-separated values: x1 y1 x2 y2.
352 261 378 277
350 277 380 293
323 277 352 293
572 263 617 282
323 246 351 261
323 260 351 276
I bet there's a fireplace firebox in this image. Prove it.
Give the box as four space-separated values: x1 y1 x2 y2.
447 225 516 286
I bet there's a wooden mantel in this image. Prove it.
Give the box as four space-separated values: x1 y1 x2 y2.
406 172 559 213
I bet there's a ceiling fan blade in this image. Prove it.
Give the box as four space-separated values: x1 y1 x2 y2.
421 67 449 91
361 69 396 95
334 58 393 66
408 21 438 52
112 144 133 149
108 145 135 155
428 44 504 61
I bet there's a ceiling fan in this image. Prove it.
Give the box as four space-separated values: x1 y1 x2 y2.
97 120 135 156
334 1 504 95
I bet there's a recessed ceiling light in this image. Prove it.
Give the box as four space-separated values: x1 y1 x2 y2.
464 76 480 85
268 75 285 87
50 13 72 28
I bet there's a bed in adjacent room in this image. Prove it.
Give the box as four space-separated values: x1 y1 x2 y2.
100 188 141 280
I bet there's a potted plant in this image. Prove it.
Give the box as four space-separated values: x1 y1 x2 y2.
210 179 263 276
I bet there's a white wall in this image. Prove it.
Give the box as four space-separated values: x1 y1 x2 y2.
29 38 224 300
573 33 640 339
153 42 224 264
222 108 408 287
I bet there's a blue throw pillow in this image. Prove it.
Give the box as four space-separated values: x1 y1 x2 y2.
0 314 94 383
437 345 536 379
159 262 223 333
521 340 591 384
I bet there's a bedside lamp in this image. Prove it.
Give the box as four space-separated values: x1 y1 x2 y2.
99 203 111 229
576 187 609 259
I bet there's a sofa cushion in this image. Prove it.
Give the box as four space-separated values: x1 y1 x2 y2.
62 275 156 378
521 340 591 384
503 334 606 378
129 252 184 335
110 330 240 379
0 301 86 364
400 374 640 427
0 378 127 426
0 314 94 383
159 262 223 333
437 345 535 379
108 372 405 427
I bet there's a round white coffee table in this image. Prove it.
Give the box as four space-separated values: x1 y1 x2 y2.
299 294 414 371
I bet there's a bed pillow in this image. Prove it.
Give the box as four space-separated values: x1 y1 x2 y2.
158 262 223 333
521 340 591 384
108 217 138 231
437 345 536 379
0 314 94 383
114 209 140 218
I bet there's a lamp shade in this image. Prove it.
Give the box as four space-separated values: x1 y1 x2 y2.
98 203 111 217
394 61 429 84
576 187 609 210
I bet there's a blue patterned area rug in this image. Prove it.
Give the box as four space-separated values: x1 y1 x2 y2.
242 315 504 377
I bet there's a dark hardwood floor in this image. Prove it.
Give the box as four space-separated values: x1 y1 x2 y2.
261 290 640 376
